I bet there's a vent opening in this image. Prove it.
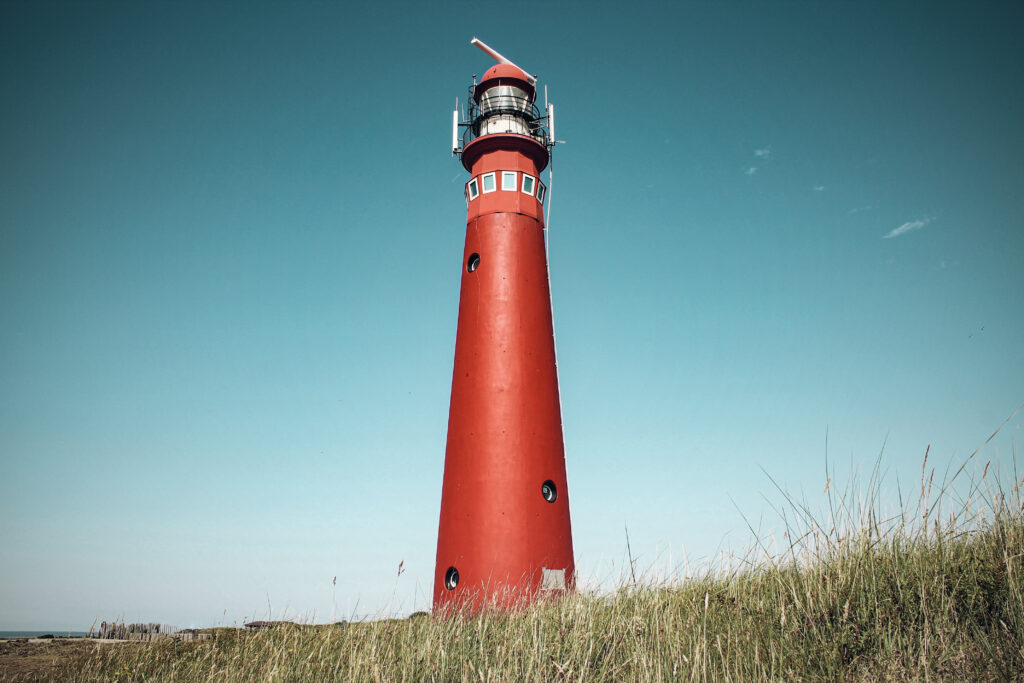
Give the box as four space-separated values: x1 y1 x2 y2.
444 566 459 590
467 253 480 273
541 480 557 503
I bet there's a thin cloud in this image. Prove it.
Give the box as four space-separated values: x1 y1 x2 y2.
883 217 934 239
745 147 771 174
813 186 825 192
744 148 771 175
848 205 873 215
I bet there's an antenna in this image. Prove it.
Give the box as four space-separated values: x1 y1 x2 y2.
452 98 460 155
547 103 555 147
470 37 537 85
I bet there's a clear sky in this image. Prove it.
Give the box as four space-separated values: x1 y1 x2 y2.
1 0 1022 630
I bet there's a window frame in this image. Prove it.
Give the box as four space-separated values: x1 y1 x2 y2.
467 178 479 201
521 174 536 196
502 171 518 191
481 172 497 193
537 182 547 203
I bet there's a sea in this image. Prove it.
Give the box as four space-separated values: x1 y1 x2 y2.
0 631 90 639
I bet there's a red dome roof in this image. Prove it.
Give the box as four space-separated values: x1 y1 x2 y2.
475 63 535 102
481 63 531 83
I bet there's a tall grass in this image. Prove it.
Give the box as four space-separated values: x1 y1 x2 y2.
68 446 1023 681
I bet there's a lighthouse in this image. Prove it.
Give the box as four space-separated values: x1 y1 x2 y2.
433 39 574 613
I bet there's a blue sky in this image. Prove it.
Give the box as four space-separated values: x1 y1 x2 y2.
1 0 1022 630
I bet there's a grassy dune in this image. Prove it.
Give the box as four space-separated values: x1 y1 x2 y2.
64 452 1023 681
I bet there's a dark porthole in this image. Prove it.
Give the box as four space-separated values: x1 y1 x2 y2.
467 253 480 273
444 566 460 590
541 480 557 503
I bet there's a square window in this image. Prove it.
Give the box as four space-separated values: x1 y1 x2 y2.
468 178 479 200
481 172 496 193
521 174 536 196
537 182 546 203
502 171 517 191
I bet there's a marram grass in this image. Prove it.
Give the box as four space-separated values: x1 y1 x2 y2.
66 455 1024 681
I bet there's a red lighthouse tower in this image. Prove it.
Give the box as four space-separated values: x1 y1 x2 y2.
433 39 574 613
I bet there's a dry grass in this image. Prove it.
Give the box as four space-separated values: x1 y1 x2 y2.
59 445 1024 681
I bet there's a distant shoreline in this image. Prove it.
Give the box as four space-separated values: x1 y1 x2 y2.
0 632 90 640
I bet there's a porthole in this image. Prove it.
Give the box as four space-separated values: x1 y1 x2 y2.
467 253 480 273
541 480 557 503
444 566 459 590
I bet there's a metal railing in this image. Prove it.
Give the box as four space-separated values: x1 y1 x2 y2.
457 87 551 152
